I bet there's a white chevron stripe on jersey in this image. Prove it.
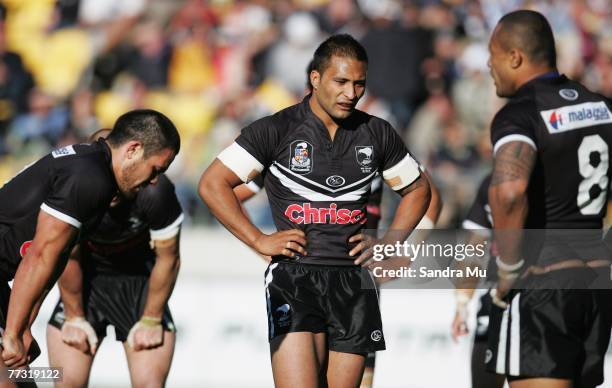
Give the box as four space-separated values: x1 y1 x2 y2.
269 164 371 202
272 162 377 193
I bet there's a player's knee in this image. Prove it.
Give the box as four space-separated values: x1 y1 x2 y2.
130 370 168 388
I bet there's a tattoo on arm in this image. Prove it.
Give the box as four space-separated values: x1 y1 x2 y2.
490 142 536 186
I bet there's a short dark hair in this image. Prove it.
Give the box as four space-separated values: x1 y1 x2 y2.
306 59 314 91
497 10 556 67
106 109 180 157
311 34 368 75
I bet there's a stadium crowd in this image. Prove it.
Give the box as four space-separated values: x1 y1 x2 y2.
0 0 610 227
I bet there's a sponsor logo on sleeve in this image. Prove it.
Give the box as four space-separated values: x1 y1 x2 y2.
289 140 313 174
540 101 612 134
52 145 76 158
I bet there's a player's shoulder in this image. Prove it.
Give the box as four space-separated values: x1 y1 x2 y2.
359 110 387 128
494 93 537 122
247 100 307 134
49 142 113 181
51 140 106 161
349 110 395 136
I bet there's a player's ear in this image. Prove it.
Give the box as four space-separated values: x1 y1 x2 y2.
509 49 522 69
311 70 321 90
125 140 144 160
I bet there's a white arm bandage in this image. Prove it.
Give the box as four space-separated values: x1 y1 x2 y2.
382 154 421 191
217 142 264 183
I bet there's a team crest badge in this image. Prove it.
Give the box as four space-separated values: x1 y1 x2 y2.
355 146 374 173
290 140 313 174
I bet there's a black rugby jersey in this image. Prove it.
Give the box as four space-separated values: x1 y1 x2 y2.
462 174 498 282
84 174 183 276
0 140 117 278
219 96 421 265
463 175 492 232
248 171 385 230
491 74 612 229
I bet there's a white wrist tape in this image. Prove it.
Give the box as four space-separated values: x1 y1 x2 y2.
63 317 98 350
497 270 520 280
127 318 162 348
489 289 509 309
496 257 525 272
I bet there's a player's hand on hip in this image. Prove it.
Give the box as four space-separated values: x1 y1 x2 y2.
349 233 378 267
1 332 27 368
62 317 98 355
127 316 163 351
254 229 307 258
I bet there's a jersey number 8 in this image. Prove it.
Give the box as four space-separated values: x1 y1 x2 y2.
577 134 609 215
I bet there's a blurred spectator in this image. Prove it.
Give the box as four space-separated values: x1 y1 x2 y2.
78 0 145 53
0 19 34 154
314 0 365 36
0 0 608 227
360 0 434 131
451 42 498 150
7 88 69 151
265 12 322 96
168 0 218 93
127 20 171 88
584 26 612 98
67 88 98 140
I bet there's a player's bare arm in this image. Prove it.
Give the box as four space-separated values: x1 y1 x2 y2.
351 173 431 267
57 245 99 355
59 246 85 320
3 210 77 367
489 141 536 301
232 182 273 263
199 159 306 258
423 170 443 224
128 233 181 351
234 183 258 203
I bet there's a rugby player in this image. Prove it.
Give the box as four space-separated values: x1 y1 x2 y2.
199 34 431 387
0 109 179 372
485 10 611 388
451 174 505 388
45 129 183 388
243 170 443 388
